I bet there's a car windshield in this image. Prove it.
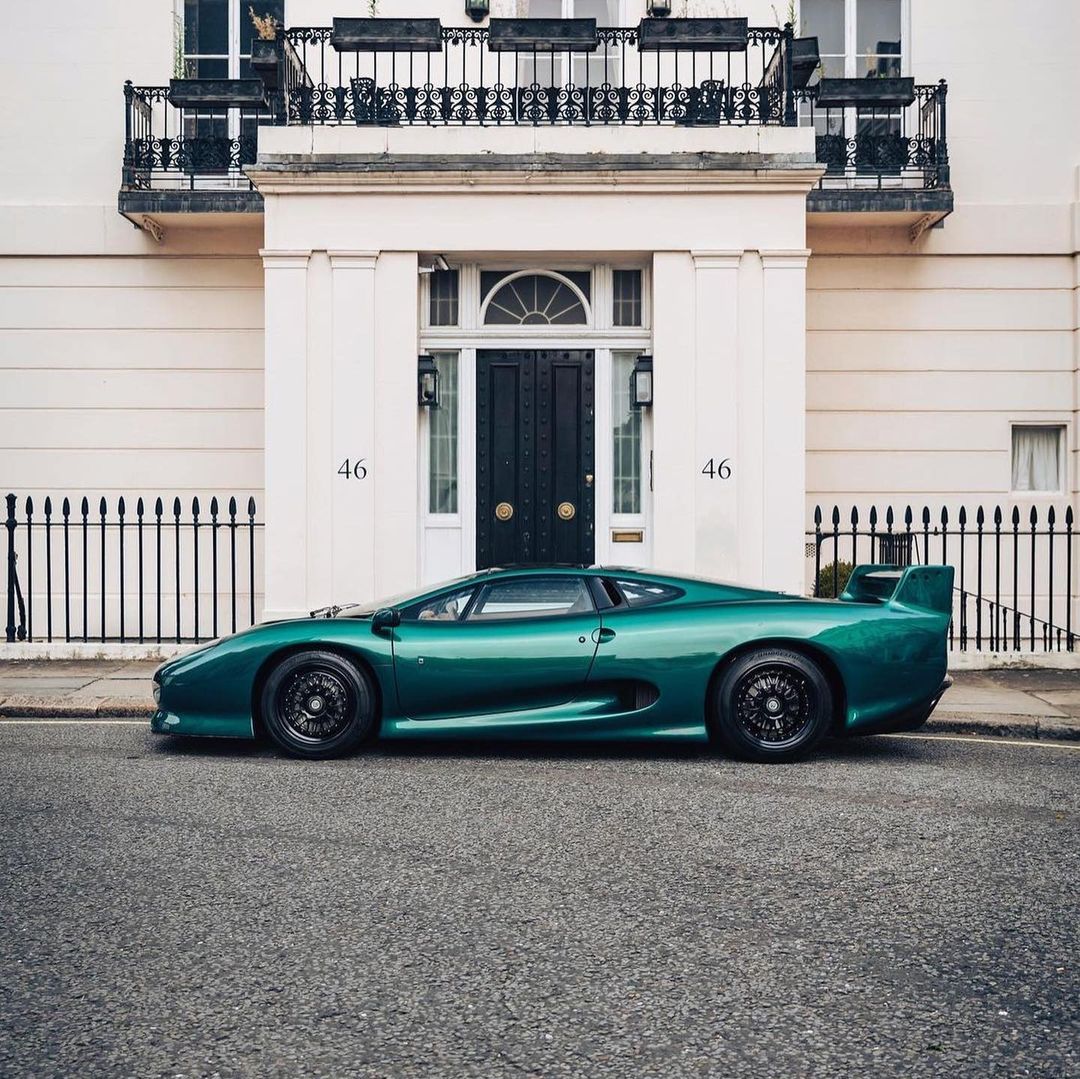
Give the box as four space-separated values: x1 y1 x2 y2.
338 573 485 618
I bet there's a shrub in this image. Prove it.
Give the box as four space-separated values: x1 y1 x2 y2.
815 559 854 598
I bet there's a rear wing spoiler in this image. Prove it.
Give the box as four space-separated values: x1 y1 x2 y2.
840 564 955 616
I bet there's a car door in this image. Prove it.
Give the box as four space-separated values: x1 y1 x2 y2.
392 575 600 720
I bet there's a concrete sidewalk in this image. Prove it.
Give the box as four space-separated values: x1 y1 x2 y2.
0 659 1078 740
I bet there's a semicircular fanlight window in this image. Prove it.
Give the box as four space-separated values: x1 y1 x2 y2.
483 274 588 326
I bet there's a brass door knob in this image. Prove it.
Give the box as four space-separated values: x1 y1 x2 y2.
495 502 514 521
557 501 576 521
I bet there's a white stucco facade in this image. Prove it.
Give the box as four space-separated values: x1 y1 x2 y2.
2 0 1080 638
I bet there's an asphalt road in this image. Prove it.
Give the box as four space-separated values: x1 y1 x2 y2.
0 723 1077 1079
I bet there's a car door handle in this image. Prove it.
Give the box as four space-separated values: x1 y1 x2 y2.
593 627 616 644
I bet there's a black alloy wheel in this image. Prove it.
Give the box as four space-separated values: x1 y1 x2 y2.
711 648 833 762
261 650 376 759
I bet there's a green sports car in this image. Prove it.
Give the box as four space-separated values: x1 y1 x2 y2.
152 563 954 762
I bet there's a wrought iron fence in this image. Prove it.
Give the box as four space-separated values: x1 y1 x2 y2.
279 24 797 127
795 81 949 192
4 494 263 645
808 505 1076 652
123 82 268 191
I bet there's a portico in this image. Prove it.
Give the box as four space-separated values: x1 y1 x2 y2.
251 125 821 620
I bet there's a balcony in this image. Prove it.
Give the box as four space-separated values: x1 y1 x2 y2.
118 19 950 229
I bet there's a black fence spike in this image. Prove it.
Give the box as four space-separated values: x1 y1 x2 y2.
155 497 163 517
1048 506 1056 525
1067 506 1074 525
192 496 200 516
904 505 912 527
137 497 144 517
229 496 238 516
25 496 34 514
958 505 967 525
1012 506 1020 525
118 496 126 517
44 496 52 515
99 496 107 517
1029 506 1038 525
248 496 257 517
994 505 1002 525
173 497 181 517
81 497 89 515
63 497 70 517
210 496 219 518
922 506 930 525
976 505 984 526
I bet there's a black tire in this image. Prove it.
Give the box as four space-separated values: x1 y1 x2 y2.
261 650 377 760
710 648 833 763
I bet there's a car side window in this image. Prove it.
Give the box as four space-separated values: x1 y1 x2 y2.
402 586 475 622
467 577 595 622
612 578 683 608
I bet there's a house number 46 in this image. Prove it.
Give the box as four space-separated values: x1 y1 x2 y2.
337 458 368 480
701 458 732 480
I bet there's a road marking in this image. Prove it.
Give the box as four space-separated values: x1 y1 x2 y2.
0 719 147 726
885 732 1080 751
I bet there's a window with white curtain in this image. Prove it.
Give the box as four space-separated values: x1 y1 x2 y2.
428 353 459 514
1011 426 1064 493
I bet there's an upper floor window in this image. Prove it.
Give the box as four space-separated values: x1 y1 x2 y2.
524 0 619 86
801 0 902 79
184 0 284 79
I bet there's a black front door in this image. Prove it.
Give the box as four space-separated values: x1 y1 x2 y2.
476 350 595 569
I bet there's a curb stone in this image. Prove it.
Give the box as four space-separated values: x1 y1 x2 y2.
0 700 1077 740
0 698 154 719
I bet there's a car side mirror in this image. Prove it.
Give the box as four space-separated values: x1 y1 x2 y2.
371 608 401 634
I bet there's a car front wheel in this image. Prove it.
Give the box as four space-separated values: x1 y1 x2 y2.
711 648 833 762
261 650 376 760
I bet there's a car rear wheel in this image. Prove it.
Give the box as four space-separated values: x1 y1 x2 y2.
261 650 376 760
711 648 832 763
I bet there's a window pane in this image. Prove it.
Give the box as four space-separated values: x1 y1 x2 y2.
575 0 619 28
801 0 844 57
1012 426 1063 492
429 269 459 327
612 351 642 514
614 579 682 607
184 0 229 55
483 274 587 326
469 578 593 620
405 586 475 622
612 270 642 327
428 353 459 513
856 0 901 60
183 57 229 78
240 0 284 56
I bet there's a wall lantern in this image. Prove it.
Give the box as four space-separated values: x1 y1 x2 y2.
418 354 440 408
646 0 672 17
631 354 654 408
465 0 490 23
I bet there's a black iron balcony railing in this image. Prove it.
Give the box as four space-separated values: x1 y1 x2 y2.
796 80 949 193
119 20 949 212
280 23 796 127
123 82 265 191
